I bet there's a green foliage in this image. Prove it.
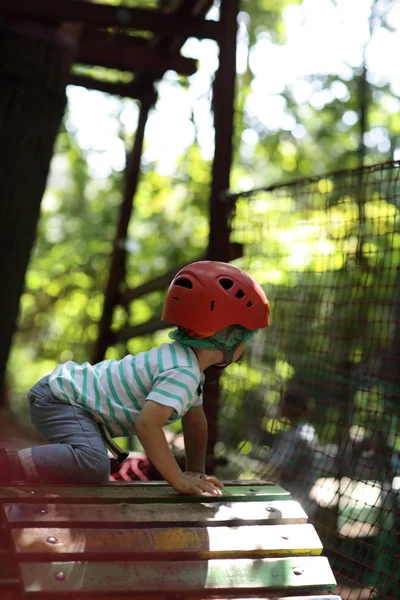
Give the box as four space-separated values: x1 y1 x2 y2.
8 113 212 400
8 1 400 465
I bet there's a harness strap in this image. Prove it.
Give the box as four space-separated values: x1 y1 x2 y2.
208 329 246 367
97 422 129 464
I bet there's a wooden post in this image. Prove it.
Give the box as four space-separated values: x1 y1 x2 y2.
207 0 239 262
0 22 77 392
92 85 156 364
204 0 239 469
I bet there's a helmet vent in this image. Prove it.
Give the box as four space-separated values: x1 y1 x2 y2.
247 301 253 307
235 289 245 299
219 278 234 290
174 277 193 289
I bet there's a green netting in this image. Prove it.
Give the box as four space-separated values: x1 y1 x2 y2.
217 161 400 600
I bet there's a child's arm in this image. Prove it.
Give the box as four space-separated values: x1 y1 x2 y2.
136 400 222 496
182 406 223 488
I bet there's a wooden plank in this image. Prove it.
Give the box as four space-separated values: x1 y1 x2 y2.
0 484 290 504
0 549 18 578
3 499 307 527
0 0 220 40
273 597 343 600
19 556 337 593
15 596 342 600
0 480 278 490
0 584 20 600
12 524 322 560
230 597 343 600
15 479 273 487
17 596 343 600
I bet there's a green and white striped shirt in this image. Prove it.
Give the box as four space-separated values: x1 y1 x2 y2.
48 342 204 438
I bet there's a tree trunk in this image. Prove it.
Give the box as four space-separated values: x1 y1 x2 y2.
0 22 77 394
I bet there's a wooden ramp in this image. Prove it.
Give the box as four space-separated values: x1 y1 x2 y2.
0 480 341 599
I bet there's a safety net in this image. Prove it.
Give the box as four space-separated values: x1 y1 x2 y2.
217 160 400 600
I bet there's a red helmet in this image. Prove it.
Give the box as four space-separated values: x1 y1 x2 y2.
162 261 270 335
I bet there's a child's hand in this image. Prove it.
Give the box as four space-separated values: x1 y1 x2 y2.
184 470 224 490
173 473 223 496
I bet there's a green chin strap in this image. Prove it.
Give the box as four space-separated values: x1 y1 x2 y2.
169 326 259 367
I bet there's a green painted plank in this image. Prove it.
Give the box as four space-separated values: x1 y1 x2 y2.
3 500 307 527
12 524 322 559
100 479 275 486
20 557 336 593
273 597 343 600
0 484 290 504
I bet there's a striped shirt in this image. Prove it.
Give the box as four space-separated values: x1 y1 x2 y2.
48 342 204 438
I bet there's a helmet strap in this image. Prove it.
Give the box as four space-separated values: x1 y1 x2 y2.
208 330 246 368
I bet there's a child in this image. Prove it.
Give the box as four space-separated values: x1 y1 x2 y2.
0 261 270 495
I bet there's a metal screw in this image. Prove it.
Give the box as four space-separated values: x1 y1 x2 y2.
36 509 47 515
281 535 289 540
47 536 58 545
29 491 36 494
54 572 66 582
293 567 304 576
265 506 277 512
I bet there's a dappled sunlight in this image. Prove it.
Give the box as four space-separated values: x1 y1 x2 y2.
222 161 399 598
309 477 382 539
13 527 86 554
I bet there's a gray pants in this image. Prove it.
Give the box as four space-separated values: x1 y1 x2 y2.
19 377 110 483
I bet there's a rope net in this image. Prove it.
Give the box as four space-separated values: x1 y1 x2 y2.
218 161 400 599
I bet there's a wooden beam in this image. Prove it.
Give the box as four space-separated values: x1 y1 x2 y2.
111 316 169 344
118 0 216 120
68 74 149 100
157 0 216 54
0 0 220 40
120 255 205 305
77 32 197 76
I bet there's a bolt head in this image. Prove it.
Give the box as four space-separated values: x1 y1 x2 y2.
293 567 304 576
47 536 58 544
54 572 66 581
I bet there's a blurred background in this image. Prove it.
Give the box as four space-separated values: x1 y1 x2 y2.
0 1 399 599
